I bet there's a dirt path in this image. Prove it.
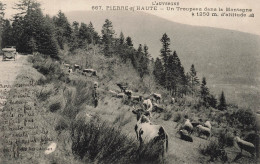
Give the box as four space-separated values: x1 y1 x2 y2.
0 54 28 109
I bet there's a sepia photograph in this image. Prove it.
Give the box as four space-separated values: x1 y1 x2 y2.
0 0 259 163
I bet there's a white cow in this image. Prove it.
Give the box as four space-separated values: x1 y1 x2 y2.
143 99 153 111
204 121 212 129
196 125 211 140
132 107 168 156
180 119 194 135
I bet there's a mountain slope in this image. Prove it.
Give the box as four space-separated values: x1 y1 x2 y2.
66 11 260 110
66 11 260 86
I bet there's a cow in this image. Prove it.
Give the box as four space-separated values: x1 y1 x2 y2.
131 95 143 102
153 103 164 113
116 83 127 92
116 93 125 98
132 107 168 156
108 90 118 97
83 69 97 76
150 93 162 103
179 119 193 135
63 62 70 68
143 99 153 111
124 90 133 98
234 136 255 157
68 67 73 73
196 125 211 140
74 64 81 70
178 130 193 142
204 121 212 129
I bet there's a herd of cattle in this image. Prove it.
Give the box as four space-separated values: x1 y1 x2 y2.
109 83 257 158
63 62 97 76
63 62 257 159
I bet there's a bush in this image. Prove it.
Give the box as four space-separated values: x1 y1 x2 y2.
71 118 164 164
30 53 68 83
173 112 184 122
200 139 228 162
49 102 62 112
218 129 234 147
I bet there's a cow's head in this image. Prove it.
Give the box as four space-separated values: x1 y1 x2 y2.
132 106 150 121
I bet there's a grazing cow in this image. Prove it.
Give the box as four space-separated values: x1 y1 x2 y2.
63 63 70 68
131 95 143 102
108 90 118 97
178 130 193 142
204 121 212 129
234 136 255 156
150 93 162 103
132 107 168 156
153 103 164 113
68 67 73 73
180 119 193 135
196 125 211 140
116 83 127 92
116 93 125 98
191 122 200 128
83 69 97 76
124 90 133 98
74 64 81 70
143 99 153 111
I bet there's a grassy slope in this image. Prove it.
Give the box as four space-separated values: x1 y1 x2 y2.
59 46 258 163
66 11 260 111
3 46 257 163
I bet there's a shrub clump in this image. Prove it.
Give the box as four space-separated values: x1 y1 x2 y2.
71 118 164 164
49 102 62 112
200 139 228 162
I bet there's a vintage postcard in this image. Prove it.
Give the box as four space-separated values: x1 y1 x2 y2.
0 0 259 163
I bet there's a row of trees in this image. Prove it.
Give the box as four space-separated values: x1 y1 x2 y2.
153 33 226 110
1 0 59 57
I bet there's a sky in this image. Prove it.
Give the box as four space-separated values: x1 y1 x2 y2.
2 0 260 36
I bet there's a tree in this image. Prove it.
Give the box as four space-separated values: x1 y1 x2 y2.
153 58 165 86
200 77 210 107
69 21 80 51
189 64 200 95
126 36 133 47
1 20 14 48
119 31 124 45
101 19 115 56
208 94 217 108
0 1 5 48
78 22 91 47
138 44 149 78
218 91 227 111
13 0 41 17
160 33 171 68
12 0 59 57
88 22 99 44
53 10 72 49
